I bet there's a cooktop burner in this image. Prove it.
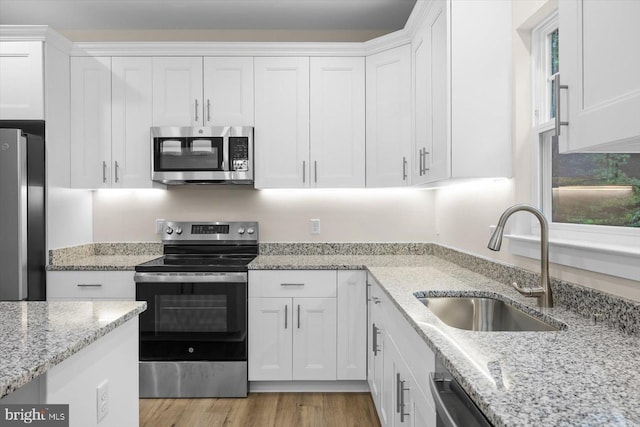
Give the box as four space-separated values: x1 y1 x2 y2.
135 254 257 273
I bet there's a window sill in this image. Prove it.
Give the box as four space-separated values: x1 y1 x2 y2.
506 233 640 281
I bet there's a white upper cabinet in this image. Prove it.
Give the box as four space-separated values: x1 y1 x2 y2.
310 57 365 188
152 57 203 126
366 45 412 188
0 41 44 120
70 56 112 188
559 0 640 153
111 57 154 188
152 56 254 127
412 0 448 185
203 57 254 126
71 56 155 189
412 0 512 185
254 57 310 188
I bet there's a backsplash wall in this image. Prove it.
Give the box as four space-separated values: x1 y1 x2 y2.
92 186 435 243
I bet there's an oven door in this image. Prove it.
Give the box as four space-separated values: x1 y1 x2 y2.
135 272 246 362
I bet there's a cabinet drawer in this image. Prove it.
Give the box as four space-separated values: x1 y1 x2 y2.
249 270 337 298
47 271 135 300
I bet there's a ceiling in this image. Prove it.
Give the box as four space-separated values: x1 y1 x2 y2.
0 0 418 41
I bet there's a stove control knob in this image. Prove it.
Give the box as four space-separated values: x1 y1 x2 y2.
188 347 194 353
247 227 255 235
165 227 174 235
238 227 246 235
175 227 183 235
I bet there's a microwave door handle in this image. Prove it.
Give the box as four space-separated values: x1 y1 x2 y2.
223 131 230 171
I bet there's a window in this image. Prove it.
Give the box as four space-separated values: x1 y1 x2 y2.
512 12 640 281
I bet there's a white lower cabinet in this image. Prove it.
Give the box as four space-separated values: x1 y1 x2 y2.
368 273 437 427
46 271 135 300
248 270 366 383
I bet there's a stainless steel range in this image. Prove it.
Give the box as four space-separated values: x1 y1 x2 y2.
134 221 258 398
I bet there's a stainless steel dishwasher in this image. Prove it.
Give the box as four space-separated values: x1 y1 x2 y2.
429 359 493 427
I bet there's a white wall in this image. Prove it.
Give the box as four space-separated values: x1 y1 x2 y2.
433 0 640 302
92 187 435 243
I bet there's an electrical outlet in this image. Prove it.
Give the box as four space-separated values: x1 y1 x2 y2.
310 219 321 235
155 219 165 234
97 380 109 423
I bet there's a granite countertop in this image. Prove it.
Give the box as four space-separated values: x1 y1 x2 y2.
47 242 162 271
249 254 640 427
47 254 159 271
0 301 147 398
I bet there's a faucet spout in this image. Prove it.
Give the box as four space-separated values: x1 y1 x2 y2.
487 204 553 308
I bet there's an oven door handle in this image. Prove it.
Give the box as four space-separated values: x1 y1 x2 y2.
134 272 247 283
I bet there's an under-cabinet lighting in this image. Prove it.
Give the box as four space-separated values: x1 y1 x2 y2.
555 185 633 193
93 189 167 201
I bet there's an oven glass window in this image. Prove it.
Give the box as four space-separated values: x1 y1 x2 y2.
155 295 228 333
153 137 224 171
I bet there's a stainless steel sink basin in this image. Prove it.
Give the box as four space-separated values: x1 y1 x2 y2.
417 296 559 332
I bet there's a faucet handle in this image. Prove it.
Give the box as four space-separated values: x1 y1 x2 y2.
511 282 545 297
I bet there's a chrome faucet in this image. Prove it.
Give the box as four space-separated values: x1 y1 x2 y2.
487 204 553 308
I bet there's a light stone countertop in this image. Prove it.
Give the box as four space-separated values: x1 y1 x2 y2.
0 301 147 398
46 254 159 271
249 254 640 427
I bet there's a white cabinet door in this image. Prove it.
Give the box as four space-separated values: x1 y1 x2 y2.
254 57 310 188
366 45 412 188
248 297 293 381
70 57 112 188
111 57 153 188
203 57 254 126
310 57 365 188
292 297 337 380
412 0 448 184
337 270 366 380
0 41 44 120
152 57 203 126
368 277 389 426
560 0 640 152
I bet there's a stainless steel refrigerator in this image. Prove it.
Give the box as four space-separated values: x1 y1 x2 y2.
0 121 46 301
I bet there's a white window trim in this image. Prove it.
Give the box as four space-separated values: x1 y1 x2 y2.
506 11 640 282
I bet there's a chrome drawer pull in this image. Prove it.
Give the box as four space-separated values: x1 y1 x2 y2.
77 283 103 287
280 283 305 286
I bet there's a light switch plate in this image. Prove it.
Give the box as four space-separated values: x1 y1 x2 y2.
156 219 165 234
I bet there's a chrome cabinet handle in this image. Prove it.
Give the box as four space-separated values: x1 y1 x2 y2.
102 161 107 183
402 156 407 181
396 373 402 414
195 99 199 122
285 305 288 329
207 99 211 122
554 74 569 137
77 283 102 287
372 323 380 356
372 297 381 305
423 149 430 172
280 283 304 287
302 161 306 183
297 304 301 329
419 148 424 176
399 377 410 422
366 281 371 302
314 161 317 183
114 161 120 183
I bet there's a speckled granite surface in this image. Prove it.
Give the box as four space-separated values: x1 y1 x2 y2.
248 254 640 426
0 301 146 398
48 242 162 271
259 242 432 256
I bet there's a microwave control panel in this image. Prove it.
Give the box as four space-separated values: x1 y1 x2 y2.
229 137 249 171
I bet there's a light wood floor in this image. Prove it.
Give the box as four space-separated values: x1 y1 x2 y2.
140 393 381 427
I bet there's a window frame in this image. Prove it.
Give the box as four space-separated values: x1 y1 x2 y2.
505 11 640 282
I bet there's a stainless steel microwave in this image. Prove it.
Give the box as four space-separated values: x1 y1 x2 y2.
151 126 254 185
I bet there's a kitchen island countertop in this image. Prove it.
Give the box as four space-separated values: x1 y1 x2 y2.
249 254 640 427
0 300 146 398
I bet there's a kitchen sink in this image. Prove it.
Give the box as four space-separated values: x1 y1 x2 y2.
416 296 559 332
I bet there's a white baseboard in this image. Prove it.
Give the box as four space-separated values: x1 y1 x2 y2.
249 380 370 393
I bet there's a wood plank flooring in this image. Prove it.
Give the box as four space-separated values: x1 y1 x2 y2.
140 393 381 427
